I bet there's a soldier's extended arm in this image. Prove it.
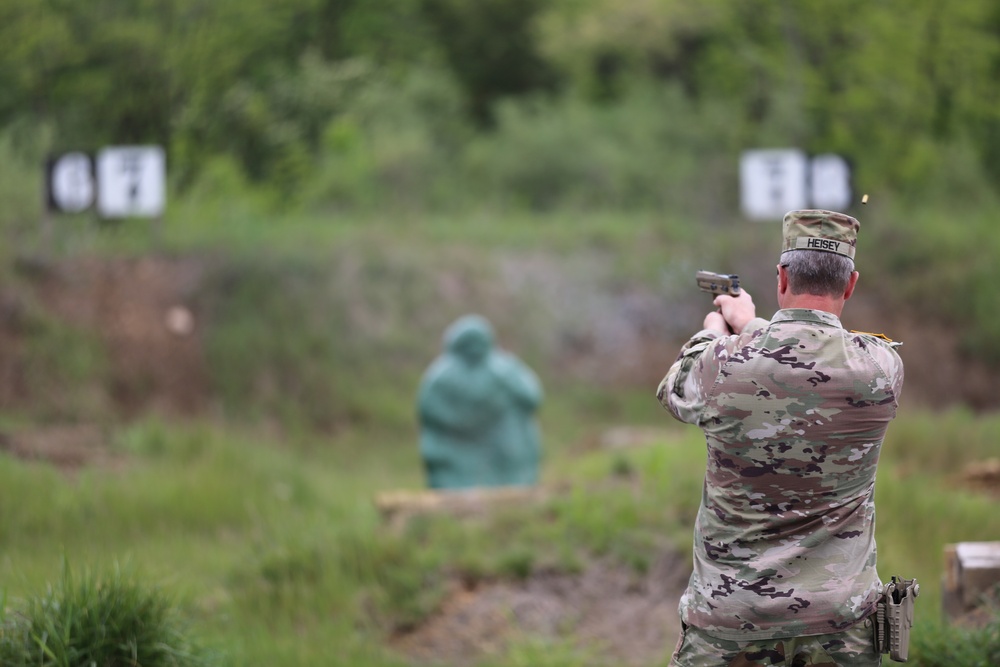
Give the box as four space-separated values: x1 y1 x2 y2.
656 330 726 426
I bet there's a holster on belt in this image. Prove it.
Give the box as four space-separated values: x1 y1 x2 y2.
874 576 920 662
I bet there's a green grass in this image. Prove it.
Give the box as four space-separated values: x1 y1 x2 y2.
912 616 1000 667
1 403 995 665
0 560 219 666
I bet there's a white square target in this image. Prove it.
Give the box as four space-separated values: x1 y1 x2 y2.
96 146 166 218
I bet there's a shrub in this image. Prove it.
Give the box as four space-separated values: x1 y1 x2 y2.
0 561 220 667
462 84 740 216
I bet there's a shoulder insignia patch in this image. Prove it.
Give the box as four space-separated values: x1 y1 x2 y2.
850 330 892 342
850 330 902 347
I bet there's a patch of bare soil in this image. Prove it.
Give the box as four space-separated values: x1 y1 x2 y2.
0 424 122 473
22 254 210 417
959 458 1000 497
390 550 689 666
3 253 998 428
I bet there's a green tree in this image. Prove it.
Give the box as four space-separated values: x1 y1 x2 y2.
421 0 561 123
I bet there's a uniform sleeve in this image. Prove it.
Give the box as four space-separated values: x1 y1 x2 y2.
868 340 905 407
656 329 725 426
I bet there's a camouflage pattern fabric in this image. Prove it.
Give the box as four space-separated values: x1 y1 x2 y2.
670 620 881 666
782 210 860 260
656 308 904 641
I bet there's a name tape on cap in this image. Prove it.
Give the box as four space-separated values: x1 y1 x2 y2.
793 236 856 259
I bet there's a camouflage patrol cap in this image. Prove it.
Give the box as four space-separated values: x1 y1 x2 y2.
782 209 859 260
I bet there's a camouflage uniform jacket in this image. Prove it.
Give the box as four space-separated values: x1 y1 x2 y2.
656 308 904 641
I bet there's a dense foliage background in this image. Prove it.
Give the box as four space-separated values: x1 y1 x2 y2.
4 0 1000 208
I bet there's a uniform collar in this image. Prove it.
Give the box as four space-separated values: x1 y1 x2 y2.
770 308 843 329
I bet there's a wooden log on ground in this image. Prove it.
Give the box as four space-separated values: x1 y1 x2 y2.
374 486 548 527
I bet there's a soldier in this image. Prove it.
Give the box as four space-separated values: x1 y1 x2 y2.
657 210 904 666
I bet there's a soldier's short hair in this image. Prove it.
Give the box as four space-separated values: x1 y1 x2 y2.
779 249 854 297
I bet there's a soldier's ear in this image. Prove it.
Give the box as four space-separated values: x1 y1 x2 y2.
844 270 859 301
776 264 789 295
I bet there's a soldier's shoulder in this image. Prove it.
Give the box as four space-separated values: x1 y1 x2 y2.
849 329 903 351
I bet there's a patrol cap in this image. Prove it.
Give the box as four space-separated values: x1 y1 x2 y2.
782 209 859 260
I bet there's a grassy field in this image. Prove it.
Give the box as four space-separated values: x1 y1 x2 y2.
2 396 998 665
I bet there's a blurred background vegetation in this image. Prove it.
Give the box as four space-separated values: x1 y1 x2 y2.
3 0 1000 361
3 0 1000 213
1 0 1000 665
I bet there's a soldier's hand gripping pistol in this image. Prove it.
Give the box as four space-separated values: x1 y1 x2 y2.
696 270 741 333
